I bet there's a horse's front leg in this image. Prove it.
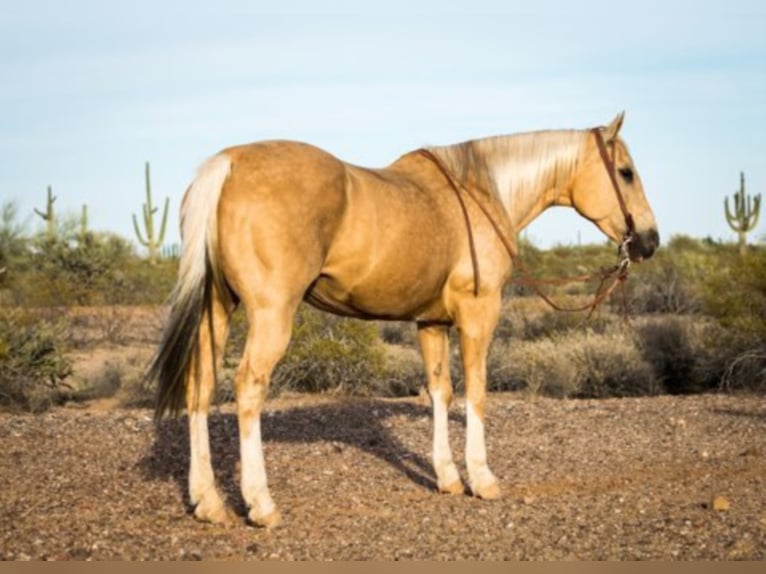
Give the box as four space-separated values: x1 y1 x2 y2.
455 295 502 499
417 323 464 495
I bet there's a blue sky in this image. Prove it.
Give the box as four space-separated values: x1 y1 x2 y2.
1 0 764 251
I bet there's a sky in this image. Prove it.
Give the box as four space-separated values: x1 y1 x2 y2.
1 0 765 253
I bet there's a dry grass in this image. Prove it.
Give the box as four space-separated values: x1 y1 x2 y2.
489 324 659 397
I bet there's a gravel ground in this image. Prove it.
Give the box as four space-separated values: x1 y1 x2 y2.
1 392 764 560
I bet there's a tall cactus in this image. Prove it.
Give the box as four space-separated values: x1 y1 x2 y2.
34 185 57 239
79 204 89 243
724 171 761 256
132 161 169 263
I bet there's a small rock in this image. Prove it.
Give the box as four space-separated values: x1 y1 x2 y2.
713 496 731 511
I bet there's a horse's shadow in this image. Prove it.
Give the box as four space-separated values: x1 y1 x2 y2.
139 398 462 514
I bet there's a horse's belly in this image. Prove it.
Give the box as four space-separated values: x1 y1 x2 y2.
304 268 449 322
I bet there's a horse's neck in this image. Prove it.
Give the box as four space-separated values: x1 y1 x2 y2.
429 130 585 231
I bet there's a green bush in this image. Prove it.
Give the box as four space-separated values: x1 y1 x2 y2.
273 307 386 394
626 236 720 314
699 248 766 392
0 202 30 305
1 205 178 307
508 240 617 298
26 232 139 306
222 306 388 397
0 309 72 412
702 248 766 340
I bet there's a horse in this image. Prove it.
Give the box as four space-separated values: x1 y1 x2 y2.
149 112 659 528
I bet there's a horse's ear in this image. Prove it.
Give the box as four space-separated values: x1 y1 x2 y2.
603 111 625 142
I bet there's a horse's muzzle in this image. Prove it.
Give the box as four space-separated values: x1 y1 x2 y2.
628 228 660 261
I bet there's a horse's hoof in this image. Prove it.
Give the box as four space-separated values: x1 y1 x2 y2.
473 481 502 500
438 480 465 495
194 501 238 526
248 508 282 529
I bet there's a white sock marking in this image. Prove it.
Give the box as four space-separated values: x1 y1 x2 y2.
431 389 460 486
240 415 275 517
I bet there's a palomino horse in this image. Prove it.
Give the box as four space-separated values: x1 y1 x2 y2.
151 112 659 527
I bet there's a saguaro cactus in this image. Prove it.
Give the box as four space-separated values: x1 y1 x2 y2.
132 162 169 262
34 185 57 239
79 204 89 243
724 172 761 256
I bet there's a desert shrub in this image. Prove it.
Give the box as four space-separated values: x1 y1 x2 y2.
634 315 714 394
699 248 766 393
565 328 658 397
0 202 31 307
110 257 178 305
117 365 157 409
5 220 177 307
0 202 28 287
0 309 72 412
77 361 124 402
701 248 766 340
520 309 616 340
378 321 418 347
488 337 568 395
223 306 387 396
508 241 617 298
274 308 386 394
493 305 522 342
488 326 658 398
720 349 766 393
21 232 137 306
378 345 424 397
494 295 621 344
626 236 718 314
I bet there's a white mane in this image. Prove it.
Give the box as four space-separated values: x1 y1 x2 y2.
427 130 587 229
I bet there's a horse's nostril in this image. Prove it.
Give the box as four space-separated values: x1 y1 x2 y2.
640 229 659 259
649 228 660 249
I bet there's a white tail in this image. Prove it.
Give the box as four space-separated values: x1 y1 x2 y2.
152 153 232 419
175 154 231 304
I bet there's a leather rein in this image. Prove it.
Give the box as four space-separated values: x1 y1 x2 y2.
417 127 637 316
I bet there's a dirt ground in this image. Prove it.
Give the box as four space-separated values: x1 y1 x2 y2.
1 391 764 560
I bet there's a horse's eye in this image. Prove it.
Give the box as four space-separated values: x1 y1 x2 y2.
618 166 634 184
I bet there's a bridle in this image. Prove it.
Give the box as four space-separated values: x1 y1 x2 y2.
418 126 638 316
590 127 637 266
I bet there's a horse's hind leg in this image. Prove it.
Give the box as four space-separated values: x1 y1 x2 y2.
235 301 298 528
417 323 464 495
187 287 235 524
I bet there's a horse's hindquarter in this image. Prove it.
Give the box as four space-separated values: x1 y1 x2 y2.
217 141 350 304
